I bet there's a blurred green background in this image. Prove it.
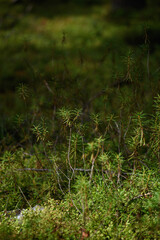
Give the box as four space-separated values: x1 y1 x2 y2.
0 0 160 142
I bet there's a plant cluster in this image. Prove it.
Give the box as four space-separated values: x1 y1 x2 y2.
0 90 160 239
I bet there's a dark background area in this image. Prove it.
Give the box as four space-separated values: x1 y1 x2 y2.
0 0 160 147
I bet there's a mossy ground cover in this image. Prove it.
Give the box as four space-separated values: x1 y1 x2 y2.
0 1 160 239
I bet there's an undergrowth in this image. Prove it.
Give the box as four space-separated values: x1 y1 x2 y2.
0 94 160 239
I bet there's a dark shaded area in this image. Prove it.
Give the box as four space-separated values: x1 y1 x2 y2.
111 0 146 10
0 0 160 141
125 28 160 52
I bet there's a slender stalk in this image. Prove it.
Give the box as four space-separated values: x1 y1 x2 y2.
18 186 31 208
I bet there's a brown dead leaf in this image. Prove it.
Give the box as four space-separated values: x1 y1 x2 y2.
81 228 90 239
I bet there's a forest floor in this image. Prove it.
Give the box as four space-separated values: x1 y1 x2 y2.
0 1 160 239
